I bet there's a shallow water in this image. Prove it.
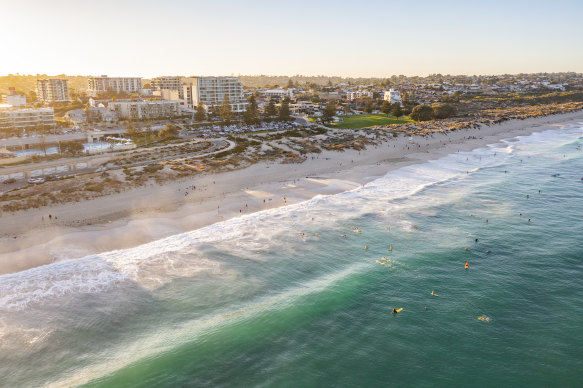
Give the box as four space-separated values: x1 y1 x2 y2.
1 122 582 387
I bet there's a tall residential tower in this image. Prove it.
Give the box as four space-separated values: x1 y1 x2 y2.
37 79 70 102
183 76 247 113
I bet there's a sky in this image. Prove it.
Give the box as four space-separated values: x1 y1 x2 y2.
1 0 582 78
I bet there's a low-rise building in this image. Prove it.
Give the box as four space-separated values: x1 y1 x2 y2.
346 90 373 101
64 107 119 126
2 88 26 107
108 100 180 119
383 89 402 105
263 88 294 100
64 109 86 126
0 104 56 132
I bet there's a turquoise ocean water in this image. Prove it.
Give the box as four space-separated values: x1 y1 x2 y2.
1 122 582 387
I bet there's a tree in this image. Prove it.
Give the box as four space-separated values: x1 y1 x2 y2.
430 103 456 119
363 99 374 113
322 101 336 123
39 135 48 157
220 95 233 122
84 105 93 125
286 78 294 89
310 95 321 103
381 100 392 114
158 124 180 140
243 95 259 124
125 120 137 137
61 141 85 155
344 104 351 115
265 100 277 118
392 103 404 118
194 102 206 121
410 104 433 121
279 97 291 120
402 91 417 106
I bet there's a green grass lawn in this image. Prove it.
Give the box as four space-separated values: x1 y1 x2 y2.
331 114 411 129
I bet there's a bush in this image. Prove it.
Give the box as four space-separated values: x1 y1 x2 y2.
430 103 456 119
61 141 85 155
410 105 434 121
143 164 163 173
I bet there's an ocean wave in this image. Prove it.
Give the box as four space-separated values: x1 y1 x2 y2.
1 125 582 311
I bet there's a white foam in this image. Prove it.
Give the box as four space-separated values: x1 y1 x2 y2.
2 124 582 311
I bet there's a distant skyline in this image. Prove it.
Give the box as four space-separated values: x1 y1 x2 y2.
1 0 583 78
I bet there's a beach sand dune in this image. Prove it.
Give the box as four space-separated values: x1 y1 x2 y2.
1 110 582 274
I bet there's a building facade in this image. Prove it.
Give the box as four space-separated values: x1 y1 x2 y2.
183 76 247 113
108 101 180 120
346 90 373 101
263 88 294 100
87 76 142 97
37 79 70 102
2 88 26 107
0 105 56 133
384 89 402 105
151 76 184 99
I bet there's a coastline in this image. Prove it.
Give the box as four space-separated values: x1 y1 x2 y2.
1 110 582 275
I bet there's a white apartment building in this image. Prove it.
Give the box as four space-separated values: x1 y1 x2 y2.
263 88 294 100
87 76 142 97
151 76 184 99
383 89 402 105
0 104 56 132
346 90 373 101
183 76 247 113
108 100 180 120
37 79 70 102
2 88 26 107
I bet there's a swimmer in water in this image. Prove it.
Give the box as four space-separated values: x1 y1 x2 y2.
465 262 470 269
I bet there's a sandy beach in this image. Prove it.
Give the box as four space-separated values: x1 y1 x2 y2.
1 110 582 275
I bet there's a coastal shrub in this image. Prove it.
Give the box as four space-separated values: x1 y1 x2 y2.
430 103 456 119
143 164 163 173
84 182 105 192
410 105 434 121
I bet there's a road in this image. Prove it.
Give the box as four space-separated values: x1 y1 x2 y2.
0 138 232 189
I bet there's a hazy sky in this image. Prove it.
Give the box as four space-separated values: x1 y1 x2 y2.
1 0 582 77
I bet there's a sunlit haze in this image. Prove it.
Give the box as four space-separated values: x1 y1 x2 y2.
1 0 582 77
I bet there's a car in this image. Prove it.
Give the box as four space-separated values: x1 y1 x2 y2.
27 177 45 184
